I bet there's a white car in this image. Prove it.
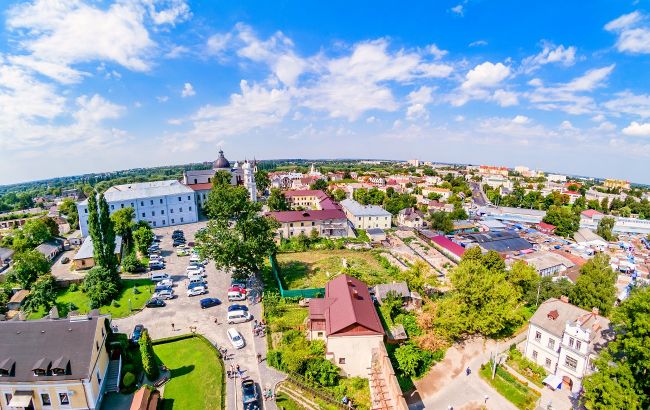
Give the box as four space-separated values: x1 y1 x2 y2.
185 265 205 274
153 289 174 300
159 279 174 288
186 268 206 278
187 286 207 297
227 327 245 349
149 255 163 262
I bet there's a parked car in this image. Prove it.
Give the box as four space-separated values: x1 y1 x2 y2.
230 280 247 289
200 298 221 309
149 260 165 270
131 324 144 344
228 286 247 294
172 240 186 247
228 291 246 302
153 289 175 300
149 254 164 261
159 279 174 288
176 248 190 257
188 281 207 290
151 272 170 282
61 256 70 264
187 286 207 297
242 379 259 410
146 298 166 308
147 245 160 252
154 285 173 293
228 304 249 312
227 328 245 349
153 236 162 243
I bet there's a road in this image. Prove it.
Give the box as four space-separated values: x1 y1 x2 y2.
470 182 489 207
113 222 283 410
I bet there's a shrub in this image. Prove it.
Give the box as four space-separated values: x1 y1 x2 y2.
121 253 144 273
267 350 282 368
139 330 160 381
122 372 136 387
111 300 120 307
68 283 79 292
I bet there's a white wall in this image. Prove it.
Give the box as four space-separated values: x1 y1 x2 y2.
327 335 384 377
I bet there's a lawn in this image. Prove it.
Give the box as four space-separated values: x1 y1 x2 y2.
30 279 154 319
479 362 540 410
275 392 306 410
275 250 396 288
154 336 224 410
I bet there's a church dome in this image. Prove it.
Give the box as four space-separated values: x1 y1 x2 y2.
213 150 231 169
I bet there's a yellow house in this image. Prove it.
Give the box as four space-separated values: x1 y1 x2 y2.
0 313 114 410
72 236 122 271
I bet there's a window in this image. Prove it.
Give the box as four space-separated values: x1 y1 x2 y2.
194 179 198 184
532 350 538 360
338 358 346 364
160 199 163 204
180 218 184 223
317 332 324 337
575 341 582 351
300 222 304 227
178 197 181 201
150 200 153 205
290 223 293 227
162 220 166 225
96 341 99 350
179 207 183 212
548 339 555 350
111 205 114 210
188 195 191 200
171 219 175 224
545 358 552 368
84 208 88 213
141 201 144 206
97 370 102 386
569 337 575 348
535 331 542 342
120 203 124 209
189 206 192 212
170 209 174 213
142 213 145 217
564 355 578 371
41 393 51 406
161 210 165 215
131 202 134 207
151 211 155 216
153 221 157 226
59 392 70 405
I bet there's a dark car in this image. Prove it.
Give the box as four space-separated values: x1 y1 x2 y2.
241 379 259 410
149 262 165 271
61 256 70 264
172 240 186 247
200 298 221 309
145 298 166 308
188 281 207 290
131 324 144 344
228 304 249 312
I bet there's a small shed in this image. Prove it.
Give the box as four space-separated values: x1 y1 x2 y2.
7 289 30 311
372 281 410 305
366 228 387 242
73 236 122 270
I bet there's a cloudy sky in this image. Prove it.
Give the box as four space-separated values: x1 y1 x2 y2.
1 0 650 185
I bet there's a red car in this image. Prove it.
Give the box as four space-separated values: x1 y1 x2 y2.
228 286 247 294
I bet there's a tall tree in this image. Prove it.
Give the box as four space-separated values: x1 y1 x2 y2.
571 254 617 316
506 260 540 299
596 216 617 241
267 188 289 211
25 274 58 312
41 217 60 237
255 169 270 194
428 211 453 234
12 250 50 289
543 205 580 237
82 266 119 308
133 226 154 256
87 193 119 278
110 207 135 249
197 178 277 278
139 329 160 380
310 178 328 192
59 198 79 230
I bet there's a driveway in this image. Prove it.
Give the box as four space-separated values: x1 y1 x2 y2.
409 338 517 410
113 222 283 410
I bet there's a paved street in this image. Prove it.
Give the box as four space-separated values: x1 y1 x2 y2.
113 222 283 410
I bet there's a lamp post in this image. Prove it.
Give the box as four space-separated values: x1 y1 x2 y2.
128 298 132 311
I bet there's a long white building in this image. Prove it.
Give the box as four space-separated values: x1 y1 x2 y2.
78 180 198 237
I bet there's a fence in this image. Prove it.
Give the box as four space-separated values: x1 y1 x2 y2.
269 254 325 299
283 372 347 409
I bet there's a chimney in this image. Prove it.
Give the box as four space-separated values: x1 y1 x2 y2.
560 295 569 303
592 307 599 316
352 289 359 299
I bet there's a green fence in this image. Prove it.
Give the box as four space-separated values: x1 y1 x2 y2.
269 254 325 299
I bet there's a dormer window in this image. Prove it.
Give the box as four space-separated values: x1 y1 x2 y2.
32 358 51 376
51 356 70 376
0 358 15 376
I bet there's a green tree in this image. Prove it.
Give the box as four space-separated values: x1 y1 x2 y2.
87 193 119 279
600 197 609 213
12 219 54 251
394 343 422 377
121 253 144 273
12 249 50 289
428 211 453 234
41 217 60 237
24 274 57 312
82 266 119 308
197 177 277 278
304 358 340 386
332 188 346 202
571 254 617 316
543 205 580 237
506 260 540 299
481 250 505 272
582 355 640 410
267 188 289 211
133 226 154 256
139 329 160 380
310 179 328 191
596 216 617 242
255 169 270 194
523 276 574 307
59 198 79 230
110 207 135 249
435 260 522 340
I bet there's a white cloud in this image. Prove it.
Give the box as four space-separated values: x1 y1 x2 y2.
157 95 169 102
181 82 195 97
450 5 464 16
527 65 615 114
512 115 530 124
461 62 510 90
145 0 191 26
604 91 650 118
492 89 518 107
454 115 465 122
622 121 650 137
407 86 434 105
406 104 428 120
521 43 576 73
188 80 291 139
478 116 552 139
206 32 233 56
605 11 650 54
165 45 189 59
469 40 488 47
6 0 159 82
73 94 124 124
426 44 448 60
560 120 575 131
366 116 377 123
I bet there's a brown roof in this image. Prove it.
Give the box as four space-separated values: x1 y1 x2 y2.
130 386 160 410
267 209 346 223
187 183 213 191
311 275 384 337
9 290 30 304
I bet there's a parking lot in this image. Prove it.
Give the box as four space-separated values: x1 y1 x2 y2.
113 221 278 410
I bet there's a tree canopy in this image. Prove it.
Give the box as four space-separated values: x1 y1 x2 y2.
543 205 580 237
12 249 50 289
596 216 617 242
571 254 617 316
267 188 289 211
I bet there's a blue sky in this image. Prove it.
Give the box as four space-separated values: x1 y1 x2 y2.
1 0 650 185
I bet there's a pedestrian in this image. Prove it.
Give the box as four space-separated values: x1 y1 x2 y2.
257 353 262 363
484 394 489 403
171 323 175 331
466 367 471 376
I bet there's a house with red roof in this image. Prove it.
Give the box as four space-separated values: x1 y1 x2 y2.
536 222 557 235
308 275 385 377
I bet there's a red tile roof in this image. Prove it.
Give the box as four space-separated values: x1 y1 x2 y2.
267 209 346 223
581 209 603 218
187 183 212 191
537 222 556 231
310 275 384 337
429 235 466 257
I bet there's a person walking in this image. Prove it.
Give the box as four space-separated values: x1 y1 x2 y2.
257 353 262 363
466 367 471 376
171 323 175 331
484 394 489 403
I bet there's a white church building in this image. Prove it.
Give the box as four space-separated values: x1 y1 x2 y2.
77 150 257 236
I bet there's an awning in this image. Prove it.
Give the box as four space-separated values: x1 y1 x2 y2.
543 374 563 389
9 393 33 408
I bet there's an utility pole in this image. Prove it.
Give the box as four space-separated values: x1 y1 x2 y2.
492 342 499 380
536 280 541 307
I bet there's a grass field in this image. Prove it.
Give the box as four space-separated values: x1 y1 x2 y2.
275 250 396 288
275 392 306 410
30 279 154 319
479 362 540 410
154 337 224 410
